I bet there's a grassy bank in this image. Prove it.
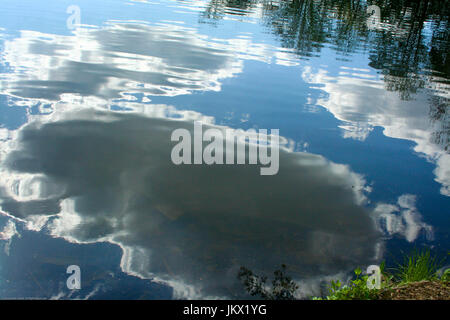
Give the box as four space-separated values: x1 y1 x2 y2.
238 249 450 300
314 249 449 300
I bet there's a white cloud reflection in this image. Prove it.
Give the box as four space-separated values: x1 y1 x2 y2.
0 219 19 241
0 219 20 256
0 21 298 104
373 194 433 242
302 65 450 197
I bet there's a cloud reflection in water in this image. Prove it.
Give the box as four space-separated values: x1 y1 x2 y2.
0 17 438 298
1 23 237 100
0 21 298 103
0 107 381 298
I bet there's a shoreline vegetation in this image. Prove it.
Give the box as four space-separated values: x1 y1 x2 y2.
238 249 450 300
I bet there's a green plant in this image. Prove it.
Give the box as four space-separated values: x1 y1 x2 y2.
322 268 380 300
393 248 443 283
442 268 450 282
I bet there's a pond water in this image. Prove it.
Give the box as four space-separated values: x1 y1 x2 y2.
0 0 448 299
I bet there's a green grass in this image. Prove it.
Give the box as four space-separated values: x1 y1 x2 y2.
393 248 443 284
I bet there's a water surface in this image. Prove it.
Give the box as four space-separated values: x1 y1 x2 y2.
0 0 448 299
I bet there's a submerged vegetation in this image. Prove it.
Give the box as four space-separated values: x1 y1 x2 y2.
238 249 450 300
238 264 299 300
